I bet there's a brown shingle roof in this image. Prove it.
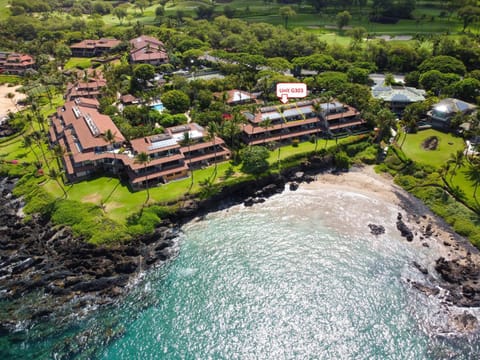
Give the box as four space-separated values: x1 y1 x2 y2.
70 38 121 50
58 99 125 151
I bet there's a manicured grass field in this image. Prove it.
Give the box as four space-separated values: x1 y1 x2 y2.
64 58 92 70
400 129 465 168
43 161 240 223
97 0 462 36
0 0 10 21
0 75 21 85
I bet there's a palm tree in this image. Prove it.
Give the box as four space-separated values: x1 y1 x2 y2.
22 135 41 166
312 101 322 154
206 122 220 181
102 129 118 175
448 150 465 182
279 6 296 29
32 131 51 171
49 167 68 198
52 143 68 167
439 162 450 183
277 106 287 169
180 131 195 192
36 114 46 134
135 151 151 204
465 162 480 204
260 117 273 145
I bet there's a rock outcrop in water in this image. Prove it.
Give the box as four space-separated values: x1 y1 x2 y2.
435 255 480 307
396 213 414 241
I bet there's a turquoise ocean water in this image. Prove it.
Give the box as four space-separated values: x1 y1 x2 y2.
2 185 480 359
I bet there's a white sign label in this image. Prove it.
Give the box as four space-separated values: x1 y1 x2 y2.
276 83 307 103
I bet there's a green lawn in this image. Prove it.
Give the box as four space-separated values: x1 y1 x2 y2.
64 58 92 70
0 0 10 21
400 129 465 168
43 161 240 223
0 75 22 85
94 0 463 36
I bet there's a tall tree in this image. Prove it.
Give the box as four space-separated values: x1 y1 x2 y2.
336 11 352 30
448 150 465 182
277 106 287 169
135 151 151 204
465 162 480 204
206 122 220 181
180 131 195 192
113 7 127 24
279 6 296 29
312 101 323 154
32 130 51 171
22 135 41 166
102 129 118 175
49 167 68 198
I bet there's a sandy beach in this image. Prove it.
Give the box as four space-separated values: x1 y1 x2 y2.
303 165 477 258
0 84 26 118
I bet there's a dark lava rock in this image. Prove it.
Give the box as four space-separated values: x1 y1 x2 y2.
368 224 385 235
244 197 255 207
396 219 414 241
434 257 480 284
452 311 479 333
289 182 299 191
115 261 137 274
72 276 129 292
413 261 428 275
410 280 440 297
434 256 480 307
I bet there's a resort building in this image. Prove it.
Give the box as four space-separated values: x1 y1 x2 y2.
49 98 230 188
119 94 141 106
129 35 169 66
0 53 35 75
427 98 477 130
49 98 125 182
371 84 426 115
70 38 121 57
241 99 365 146
65 77 107 101
128 123 230 187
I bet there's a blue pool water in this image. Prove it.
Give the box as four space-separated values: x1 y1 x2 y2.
152 103 164 112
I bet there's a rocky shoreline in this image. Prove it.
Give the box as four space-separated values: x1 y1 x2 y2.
0 177 179 333
0 161 321 333
1 160 480 336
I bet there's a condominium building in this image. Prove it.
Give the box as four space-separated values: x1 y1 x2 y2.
70 38 121 57
0 53 35 75
129 35 169 66
241 99 365 146
49 98 230 188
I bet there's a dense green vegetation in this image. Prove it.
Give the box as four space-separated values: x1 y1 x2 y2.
380 136 480 247
0 0 479 246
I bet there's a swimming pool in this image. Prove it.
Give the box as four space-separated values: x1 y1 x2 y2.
151 103 165 112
